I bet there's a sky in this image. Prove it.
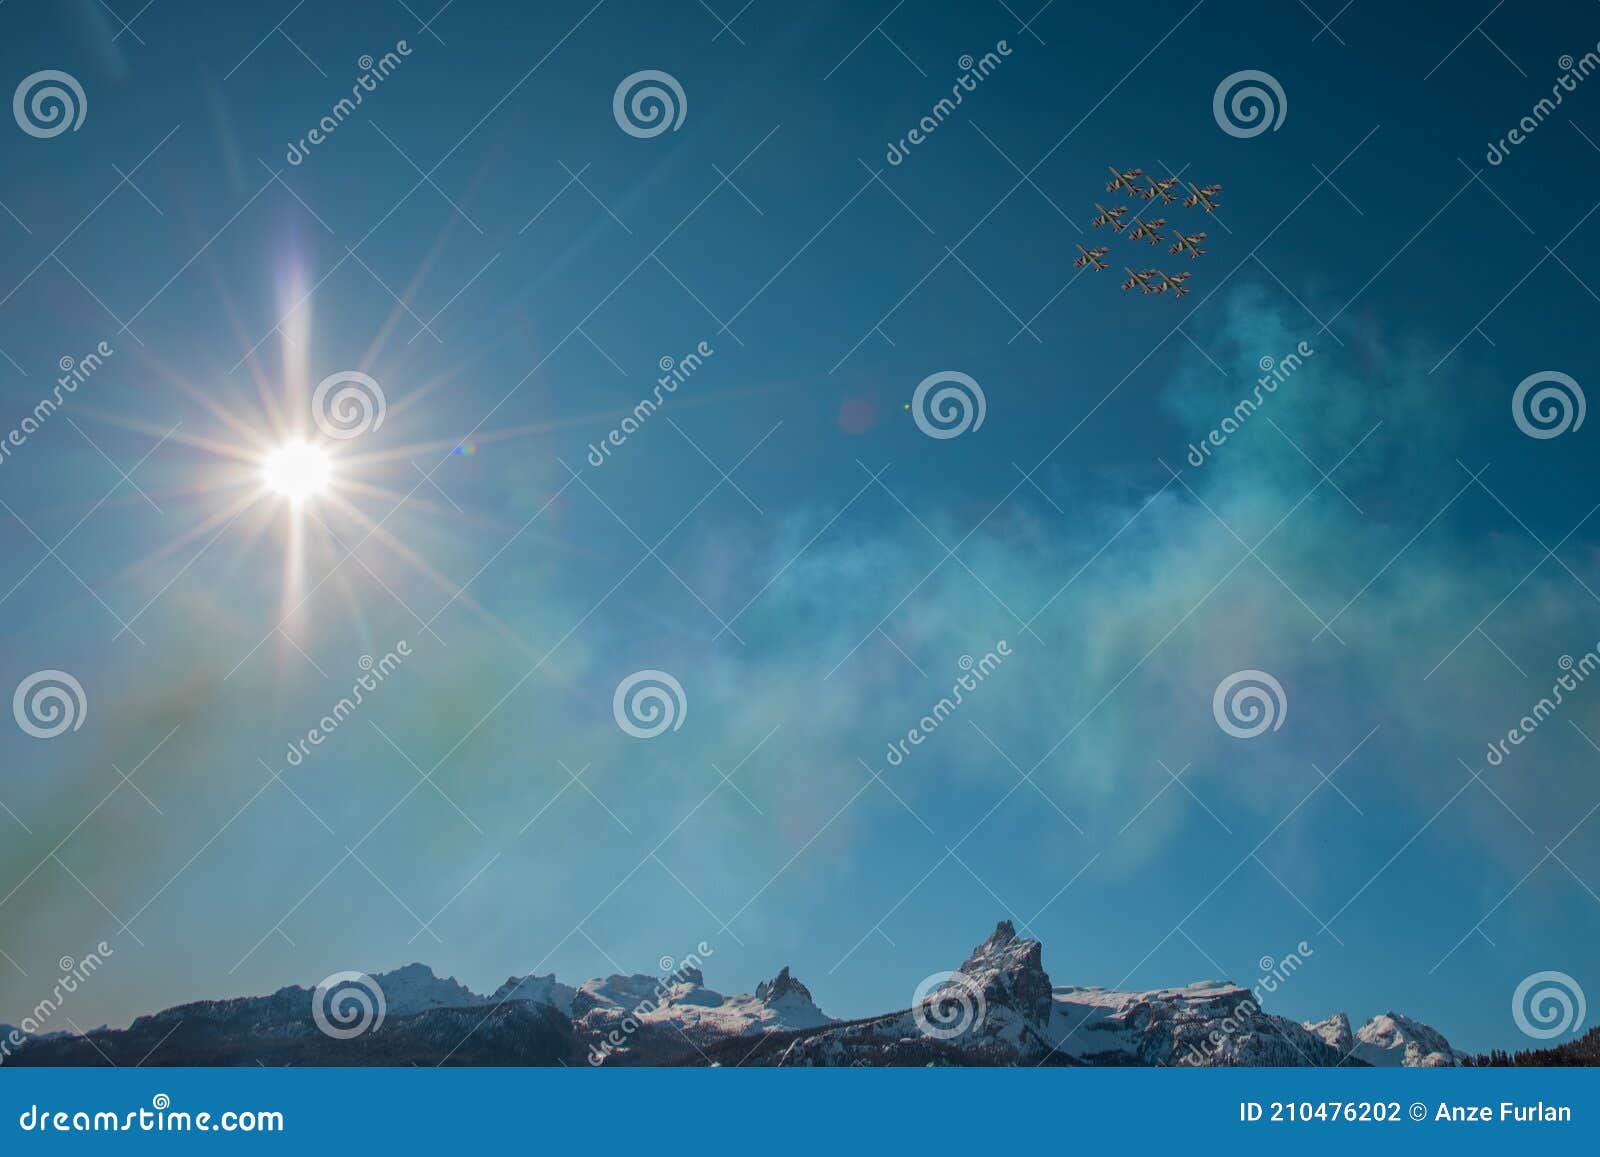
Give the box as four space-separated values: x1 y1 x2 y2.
1 0 1598 1057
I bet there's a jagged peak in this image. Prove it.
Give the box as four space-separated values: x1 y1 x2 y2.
956 919 1052 1027
1305 1011 1355 1054
1351 1010 1459 1066
754 965 814 1005
985 920 1017 949
491 971 571 1000
962 919 1043 971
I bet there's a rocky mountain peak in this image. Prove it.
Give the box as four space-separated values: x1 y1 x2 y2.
1352 1011 1461 1067
754 966 813 1005
3 922 1471 1068
370 963 482 1015
957 919 1053 1026
981 920 1018 950
1305 1011 1354 1055
488 972 576 1016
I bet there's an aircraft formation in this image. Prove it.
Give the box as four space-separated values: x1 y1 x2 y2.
1078 166 1222 298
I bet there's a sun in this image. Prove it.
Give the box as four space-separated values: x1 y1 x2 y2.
261 440 332 503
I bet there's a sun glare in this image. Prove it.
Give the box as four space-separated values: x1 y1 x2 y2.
262 440 332 503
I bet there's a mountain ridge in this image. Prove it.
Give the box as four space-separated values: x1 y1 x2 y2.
0 922 1505 1066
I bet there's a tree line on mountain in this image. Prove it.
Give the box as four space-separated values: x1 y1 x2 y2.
1461 1026 1600 1066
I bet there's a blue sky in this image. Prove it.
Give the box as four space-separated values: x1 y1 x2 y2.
2 0 1599 1055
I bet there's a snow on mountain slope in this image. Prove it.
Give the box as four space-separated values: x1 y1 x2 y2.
735 967 833 1031
1306 1012 1355 1055
488 972 576 1015
778 922 1418 1068
1048 981 1345 1066
580 965 832 1044
369 963 485 1016
0 921 1469 1066
958 921 1055 1026
1350 1012 1463 1067
780 921 1058 1065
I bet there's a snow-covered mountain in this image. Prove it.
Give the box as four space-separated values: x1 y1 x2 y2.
778 920 1059 1065
775 922 1352 1067
488 972 575 1014
1050 979 1347 1066
1305 1009 1467 1066
1306 1011 1356 1054
573 962 832 1056
2 921 1466 1067
368 962 484 1015
1348 1012 1468 1067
